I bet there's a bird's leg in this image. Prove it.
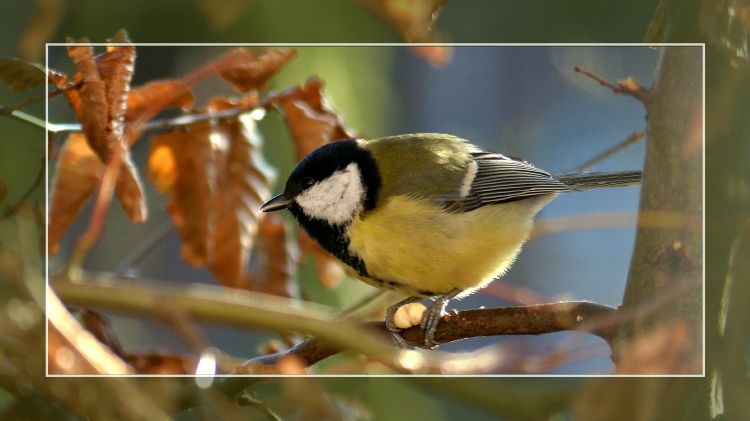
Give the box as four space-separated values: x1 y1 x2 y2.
421 288 462 348
385 296 422 348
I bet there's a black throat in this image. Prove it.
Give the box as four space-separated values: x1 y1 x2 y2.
288 141 381 278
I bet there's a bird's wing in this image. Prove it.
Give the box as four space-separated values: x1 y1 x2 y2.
444 149 572 212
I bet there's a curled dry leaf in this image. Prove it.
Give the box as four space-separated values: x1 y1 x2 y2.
247 214 299 297
59 34 147 225
219 48 298 92
149 123 217 266
267 77 356 159
80 309 124 357
268 77 355 287
125 80 194 121
48 133 101 254
48 133 146 253
125 353 195 374
209 101 276 286
148 97 276 286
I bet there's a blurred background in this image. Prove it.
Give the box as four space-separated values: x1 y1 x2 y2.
0 0 741 420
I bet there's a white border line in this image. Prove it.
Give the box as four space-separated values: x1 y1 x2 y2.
45 42 706 378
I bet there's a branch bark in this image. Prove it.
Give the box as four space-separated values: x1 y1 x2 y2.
619 46 703 368
246 302 617 368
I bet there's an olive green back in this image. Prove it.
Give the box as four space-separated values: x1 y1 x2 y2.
361 133 470 203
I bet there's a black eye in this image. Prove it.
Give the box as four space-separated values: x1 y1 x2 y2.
301 177 315 188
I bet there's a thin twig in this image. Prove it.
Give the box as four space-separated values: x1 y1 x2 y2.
47 106 265 134
575 67 651 103
574 130 647 172
113 223 174 274
66 144 125 278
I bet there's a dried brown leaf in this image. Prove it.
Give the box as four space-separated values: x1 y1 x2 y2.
269 77 356 160
126 80 194 121
267 78 353 286
147 98 275 283
47 68 67 88
219 48 297 92
247 214 298 297
125 353 195 374
18 0 65 61
49 133 146 254
148 123 218 266
65 41 111 161
208 101 276 286
96 32 136 142
80 309 124 357
0 57 46 91
0 180 6 203
48 133 104 254
357 0 448 42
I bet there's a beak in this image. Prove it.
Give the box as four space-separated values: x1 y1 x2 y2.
261 193 292 212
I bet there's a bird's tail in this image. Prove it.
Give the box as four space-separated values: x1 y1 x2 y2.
556 170 642 191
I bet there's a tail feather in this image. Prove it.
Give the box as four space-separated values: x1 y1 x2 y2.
556 170 642 191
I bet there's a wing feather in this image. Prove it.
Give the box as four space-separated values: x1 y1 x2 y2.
445 151 571 212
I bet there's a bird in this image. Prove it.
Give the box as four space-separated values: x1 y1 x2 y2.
261 133 641 348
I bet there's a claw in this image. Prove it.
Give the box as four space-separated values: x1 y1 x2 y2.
419 288 462 348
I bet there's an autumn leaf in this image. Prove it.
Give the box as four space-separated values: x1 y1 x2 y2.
247 214 299 297
149 122 217 266
48 133 101 254
0 57 46 91
48 133 146 254
268 77 356 159
209 99 277 286
125 80 194 121
125 353 195 374
148 97 276 286
267 77 355 287
219 48 297 92
80 309 124 357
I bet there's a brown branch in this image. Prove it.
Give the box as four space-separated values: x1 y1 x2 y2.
244 301 617 368
575 67 651 104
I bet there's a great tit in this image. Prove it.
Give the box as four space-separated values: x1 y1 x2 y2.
261 133 641 348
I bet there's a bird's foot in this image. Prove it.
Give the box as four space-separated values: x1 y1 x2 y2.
420 288 462 349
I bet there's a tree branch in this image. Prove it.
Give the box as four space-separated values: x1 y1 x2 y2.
245 301 617 368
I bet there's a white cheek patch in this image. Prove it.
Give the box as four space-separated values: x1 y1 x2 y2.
459 160 478 198
295 162 364 224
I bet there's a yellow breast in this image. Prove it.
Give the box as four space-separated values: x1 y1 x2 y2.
348 195 550 295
